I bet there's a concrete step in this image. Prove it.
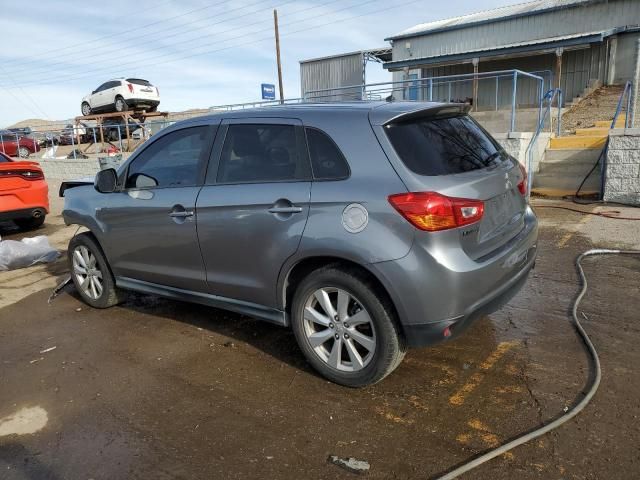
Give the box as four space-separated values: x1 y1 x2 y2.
549 136 607 149
539 161 600 175
532 172 601 191
575 127 609 136
594 120 625 128
543 148 602 163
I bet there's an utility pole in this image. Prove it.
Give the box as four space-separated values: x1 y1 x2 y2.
273 9 284 103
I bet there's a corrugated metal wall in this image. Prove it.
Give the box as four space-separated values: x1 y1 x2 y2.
300 53 364 100
412 42 607 107
391 0 640 62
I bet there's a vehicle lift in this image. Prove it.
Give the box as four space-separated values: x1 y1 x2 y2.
74 110 169 153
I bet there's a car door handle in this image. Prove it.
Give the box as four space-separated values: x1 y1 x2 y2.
268 206 303 214
169 211 194 218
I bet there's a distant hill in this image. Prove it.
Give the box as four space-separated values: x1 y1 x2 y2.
6 108 214 132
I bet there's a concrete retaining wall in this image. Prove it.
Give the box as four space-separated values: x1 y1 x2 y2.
36 154 131 180
494 132 550 173
604 130 640 205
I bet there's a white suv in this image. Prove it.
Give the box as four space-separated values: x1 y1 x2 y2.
81 78 160 116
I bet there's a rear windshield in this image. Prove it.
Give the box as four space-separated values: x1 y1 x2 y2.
385 114 508 176
126 78 152 86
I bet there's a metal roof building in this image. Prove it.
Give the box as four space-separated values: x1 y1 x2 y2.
383 0 640 105
299 48 392 100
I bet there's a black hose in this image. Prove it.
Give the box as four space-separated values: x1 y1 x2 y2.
435 249 640 480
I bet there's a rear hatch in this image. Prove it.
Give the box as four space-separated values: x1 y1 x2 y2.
126 78 159 100
373 105 527 260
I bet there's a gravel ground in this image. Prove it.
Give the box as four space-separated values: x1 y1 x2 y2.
561 85 626 134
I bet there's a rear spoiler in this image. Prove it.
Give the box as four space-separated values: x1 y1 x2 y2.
370 103 471 126
59 178 94 197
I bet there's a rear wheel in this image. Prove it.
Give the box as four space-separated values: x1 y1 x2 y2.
81 102 92 116
14 215 45 230
68 233 123 308
17 147 30 158
291 267 405 387
114 96 128 112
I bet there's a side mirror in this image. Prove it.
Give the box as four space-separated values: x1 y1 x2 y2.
95 168 118 193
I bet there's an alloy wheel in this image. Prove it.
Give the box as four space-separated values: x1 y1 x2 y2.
72 245 103 300
303 287 376 372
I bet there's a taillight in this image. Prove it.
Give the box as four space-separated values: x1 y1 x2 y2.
517 162 527 196
0 169 44 180
388 192 484 232
127 83 134 93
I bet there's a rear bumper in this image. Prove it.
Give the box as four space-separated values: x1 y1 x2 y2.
0 182 49 218
0 207 47 222
369 206 538 348
402 257 534 347
125 99 159 109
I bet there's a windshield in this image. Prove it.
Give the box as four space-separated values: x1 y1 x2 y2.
385 114 509 176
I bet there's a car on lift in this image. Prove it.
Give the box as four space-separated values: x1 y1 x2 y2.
60 102 537 387
0 130 41 158
81 78 160 116
0 151 48 230
58 123 93 145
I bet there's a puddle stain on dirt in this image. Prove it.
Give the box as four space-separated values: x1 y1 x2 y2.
0 406 48 436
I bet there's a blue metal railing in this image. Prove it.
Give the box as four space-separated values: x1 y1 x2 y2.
611 80 632 129
525 88 563 197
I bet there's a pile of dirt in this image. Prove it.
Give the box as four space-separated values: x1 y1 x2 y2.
561 85 626 133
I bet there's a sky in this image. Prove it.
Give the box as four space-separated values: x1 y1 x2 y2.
0 0 514 127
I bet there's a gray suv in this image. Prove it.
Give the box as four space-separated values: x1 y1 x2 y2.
61 102 537 387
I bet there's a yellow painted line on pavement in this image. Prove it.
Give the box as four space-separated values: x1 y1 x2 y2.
449 341 518 406
556 214 591 248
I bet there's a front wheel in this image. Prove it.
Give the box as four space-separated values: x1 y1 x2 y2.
81 102 92 116
114 96 128 112
291 267 405 387
68 233 123 309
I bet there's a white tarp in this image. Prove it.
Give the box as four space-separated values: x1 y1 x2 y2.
0 235 60 271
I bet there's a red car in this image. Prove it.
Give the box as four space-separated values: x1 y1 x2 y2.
0 130 41 158
0 152 48 229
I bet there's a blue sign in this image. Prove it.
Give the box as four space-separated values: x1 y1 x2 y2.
261 83 276 100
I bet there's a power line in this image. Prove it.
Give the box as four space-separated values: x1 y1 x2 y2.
0 67 50 119
2 0 231 70
5 0 384 88
9 0 302 78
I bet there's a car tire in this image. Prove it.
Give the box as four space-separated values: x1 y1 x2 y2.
68 233 123 309
81 102 92 116
148 106 158 112
14 215 45 230
114 96 128 113
17 147 30 158
291 266 406 387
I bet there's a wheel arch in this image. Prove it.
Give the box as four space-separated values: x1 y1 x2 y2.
280 255 405 340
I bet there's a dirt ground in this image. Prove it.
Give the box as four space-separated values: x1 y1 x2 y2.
0 194 639 479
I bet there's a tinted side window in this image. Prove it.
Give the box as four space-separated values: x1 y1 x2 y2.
216 124 309 183
305 128 349 180
126 126 211 189
385 114 507 176
95 83 109 92
107 81 121 89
